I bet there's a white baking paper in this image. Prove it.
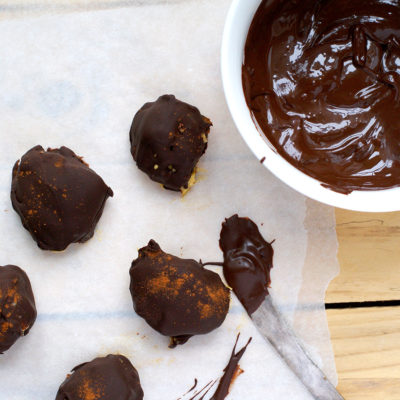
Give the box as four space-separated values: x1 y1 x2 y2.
0 1 339 399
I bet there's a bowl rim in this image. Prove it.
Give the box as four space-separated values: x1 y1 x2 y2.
220 0 400 212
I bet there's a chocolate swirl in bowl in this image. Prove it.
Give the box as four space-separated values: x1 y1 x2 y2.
243 0 400 193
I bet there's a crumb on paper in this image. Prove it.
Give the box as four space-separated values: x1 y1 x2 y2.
180 169 197 196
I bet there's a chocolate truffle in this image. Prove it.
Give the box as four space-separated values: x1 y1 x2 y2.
11 145 113 251
0 265 37 353
55 354 144 400
220 215 274 315
129 95 212 193
129 240 230 347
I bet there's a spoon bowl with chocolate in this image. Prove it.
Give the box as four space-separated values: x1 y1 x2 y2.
221 0 400 212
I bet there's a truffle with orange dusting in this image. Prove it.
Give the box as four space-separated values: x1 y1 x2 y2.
55 354 144 400
0 265 36 353
11 145 113 251
129 95 212 193
129 240 230 348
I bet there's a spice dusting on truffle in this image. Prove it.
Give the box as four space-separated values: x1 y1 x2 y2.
220 215 274 315
129 95 212 193
11 145 113 251
55 354 143 400
129 240 230 347
0 265 36 353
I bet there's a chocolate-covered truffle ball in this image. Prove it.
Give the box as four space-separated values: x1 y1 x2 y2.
129 240 230 347
56 354 144 400
0 265 37 353
129 95 212 193
11 145 113 251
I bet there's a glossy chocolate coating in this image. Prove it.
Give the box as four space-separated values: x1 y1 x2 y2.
0 265 37 353
243 0 400 193
11 145 113 251
129 240 230 347
130 95 212 192
220 215 273 315
55 354 144 400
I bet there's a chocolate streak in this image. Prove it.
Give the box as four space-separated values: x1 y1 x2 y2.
220 215 274 315
178 334 252 400
243 0 400 193
210 335 252 400
188 381 217 400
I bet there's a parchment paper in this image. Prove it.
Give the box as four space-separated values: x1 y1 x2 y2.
0 1 340 398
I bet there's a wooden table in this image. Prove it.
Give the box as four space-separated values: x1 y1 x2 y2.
327 210 400 399
2 1 400 398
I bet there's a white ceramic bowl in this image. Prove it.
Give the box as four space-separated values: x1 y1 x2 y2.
221 0 400 212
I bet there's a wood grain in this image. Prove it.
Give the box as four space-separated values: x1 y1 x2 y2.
327 209 400 400
335 379 400 400
327 209 400 303
327 306 400 399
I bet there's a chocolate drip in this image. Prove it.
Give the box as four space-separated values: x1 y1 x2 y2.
243 0 400 193
178 378 198 399
210 334 252 400
177 334 252 400
188 381 217 400
220 215 274 315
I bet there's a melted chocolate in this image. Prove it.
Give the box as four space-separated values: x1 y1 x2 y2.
56 354 144 400
210 335 252 400
243 0 400 193
129 240 230 348
11 145 113 251
220 215 273 315
130 95 212 192
0 265 36 353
